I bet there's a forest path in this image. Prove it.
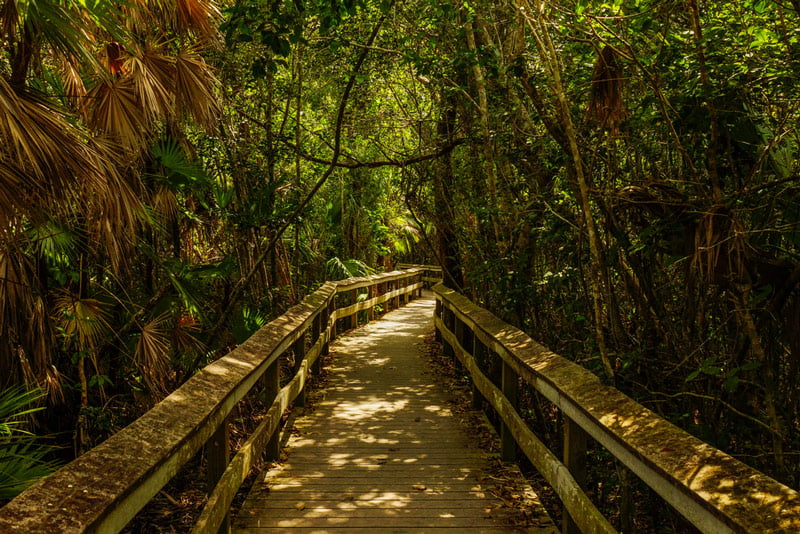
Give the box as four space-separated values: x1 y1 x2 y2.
233 294 556 533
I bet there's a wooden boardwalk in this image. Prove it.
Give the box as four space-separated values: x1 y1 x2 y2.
234 294 556 533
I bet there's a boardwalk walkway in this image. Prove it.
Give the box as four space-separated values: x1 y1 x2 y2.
234 294 556 533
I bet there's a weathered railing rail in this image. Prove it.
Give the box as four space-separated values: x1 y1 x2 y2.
397 262 442 288
434 283 800 534
0 269 423 534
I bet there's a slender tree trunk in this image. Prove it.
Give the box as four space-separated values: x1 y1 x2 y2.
463 11 501 246
520 0 615 379
435 94 465 291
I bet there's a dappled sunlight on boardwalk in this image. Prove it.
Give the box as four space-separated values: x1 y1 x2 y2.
234 295 555 533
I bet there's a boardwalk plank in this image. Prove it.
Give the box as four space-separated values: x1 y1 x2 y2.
234 294 556 533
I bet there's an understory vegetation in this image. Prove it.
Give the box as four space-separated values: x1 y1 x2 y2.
1 0 799 523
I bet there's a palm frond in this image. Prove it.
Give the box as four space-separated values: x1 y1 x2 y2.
174 49 219 129
0 386 44 434
0 386 59 501
171 313 205 363
151 137 210 189
125 45 176 122
325 257 376 280
151 185 179 225
59 57 88 111
134 312 173 397
86 76 150 151
176 0 220 41
0 79 132 224
0 439 60 501
27 220 80 264
0 246 35 365
53 290 112 349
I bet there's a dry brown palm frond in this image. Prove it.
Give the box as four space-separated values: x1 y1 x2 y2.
0 156 46 226
28 296 56 380
0 78 133 231
78 138 145 273
143 0 220 41
53 289 113 349
86 75 150 152
173 312 205 355
0 244 36 385
587 45 626 134
152 185 179 225
0 78 96 188
125 45 176 123
60 57 88 112
175 0 220 42
174 49 220 129
135 311 173 397
692 207 750 285
44 365 65 404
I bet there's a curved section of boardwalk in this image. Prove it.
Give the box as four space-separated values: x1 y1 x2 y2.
234 294 556 533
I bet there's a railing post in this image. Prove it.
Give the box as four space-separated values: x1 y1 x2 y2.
262 359 280 461
453 316 464 373
472 337 486 411
329 295 337 344
322 304 330 356
501 361 518 462
350 288 358 327
435 298 442 343
312 313 322 374
368 284 375 322
442 308 454 360
207 419 230 534
563 417 588 534
293 334 307 407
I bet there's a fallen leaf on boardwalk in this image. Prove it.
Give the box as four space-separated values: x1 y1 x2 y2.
412 484 427 491
295 502 305 511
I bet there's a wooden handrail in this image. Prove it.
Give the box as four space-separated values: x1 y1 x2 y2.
0 269 424 534
397 263 443 287
434 283 800 533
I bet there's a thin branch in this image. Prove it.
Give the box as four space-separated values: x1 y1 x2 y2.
205 2 397 350
283 138 464 169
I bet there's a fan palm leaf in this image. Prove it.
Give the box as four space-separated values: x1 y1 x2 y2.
125 45 176 123
134 312 172 397
175 49 220 129
53 290 112 349
142 0 220 41
0 246 35 369
86 76 150 151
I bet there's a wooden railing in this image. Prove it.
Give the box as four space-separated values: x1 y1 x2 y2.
0 269 424 534
397 263 442 288
434 283 800 534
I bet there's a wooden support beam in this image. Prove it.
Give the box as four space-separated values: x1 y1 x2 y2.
563 417 588 534
206 420 230 534
311 313 322 374
262 360 280 461
453 316 465 373
472 337 486 411
501 361 518 462
293 336 307 407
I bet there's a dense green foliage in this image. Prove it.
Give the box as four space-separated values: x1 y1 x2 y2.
1 0 799 519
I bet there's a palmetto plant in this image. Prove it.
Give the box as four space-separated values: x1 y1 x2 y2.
0 0 223 432
0 387 59 502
